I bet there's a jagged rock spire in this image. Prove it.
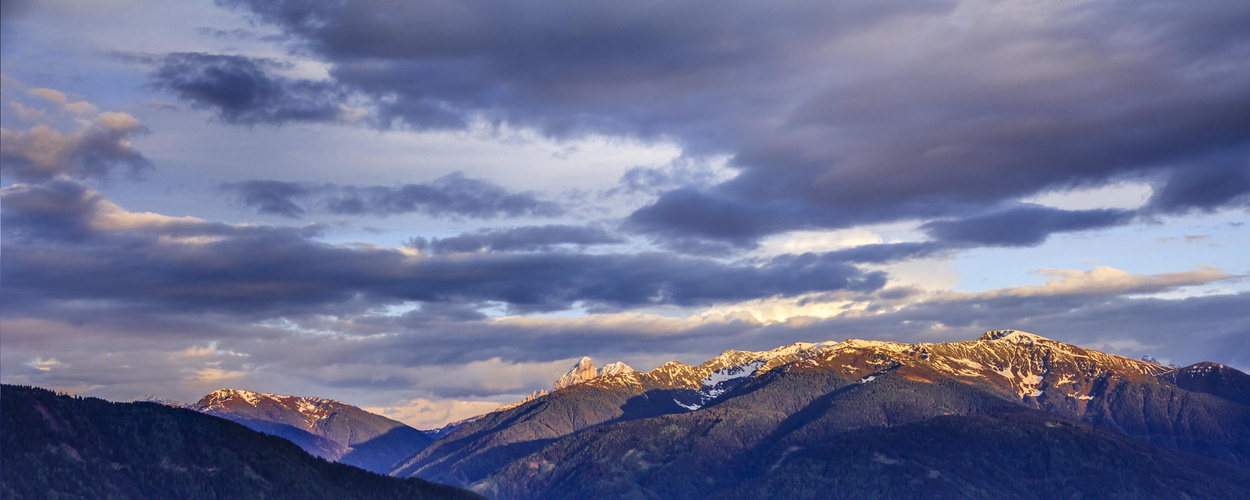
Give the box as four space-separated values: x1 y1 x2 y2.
496 389 549 411
553 357 597 391
552 357 636 391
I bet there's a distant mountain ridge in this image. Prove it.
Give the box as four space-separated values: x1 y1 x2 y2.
537 330 1174 403
1157 361 1250 406
191 388 432 474
49 329 1247 499
0 384 483 500
391 330 1250 499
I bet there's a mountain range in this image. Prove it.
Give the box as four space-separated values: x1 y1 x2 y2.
390 329 1250 498
8 329 1248 498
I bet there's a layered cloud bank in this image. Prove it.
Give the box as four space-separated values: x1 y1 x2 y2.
147 0 1250 246
3 180 1244 422
1 0 1247 425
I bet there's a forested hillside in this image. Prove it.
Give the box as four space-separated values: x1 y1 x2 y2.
0 385 483 500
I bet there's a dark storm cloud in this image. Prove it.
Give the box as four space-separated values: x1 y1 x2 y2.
0 0 33 24
205 0 1250 248
921 205 1135 247
398 302 490 324
220 172 562 219
322 173 563 218
1144 151 1250 214
0 179 246 247
1 181 882 317
630 195 1134 252
0 179 115 241
823 242 949 264
219 179 309 218
607 158 730 197
149 52 347 124
220 0 944 137
406 224 623 254
624 188 817 247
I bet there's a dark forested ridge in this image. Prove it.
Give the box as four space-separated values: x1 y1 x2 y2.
0 384 483 500
716 411 1250 500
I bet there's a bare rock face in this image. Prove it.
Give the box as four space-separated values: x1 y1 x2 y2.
553 357 598 391
496 389 549 412
552 357 638 391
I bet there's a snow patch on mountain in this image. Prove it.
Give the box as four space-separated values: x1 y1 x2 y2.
698 359 766 402
600 361 634 377
978 329 1045 343
703 360 766 389
239 390 262 406
194 388 343 428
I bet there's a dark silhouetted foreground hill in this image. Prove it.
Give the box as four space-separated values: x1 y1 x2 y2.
0 384 483 500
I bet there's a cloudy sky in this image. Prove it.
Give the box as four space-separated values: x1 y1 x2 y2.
2 0 1247 428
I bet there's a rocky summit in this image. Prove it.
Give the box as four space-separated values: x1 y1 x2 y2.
391 330 1250 499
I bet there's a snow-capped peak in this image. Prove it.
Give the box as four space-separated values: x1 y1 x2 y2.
530 330 1181 417
760 340 840 357
552 357 637 391
553 357 598 391
199 388 270 408
977 329 1048 343
193 388 341 426
599 361 635 377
